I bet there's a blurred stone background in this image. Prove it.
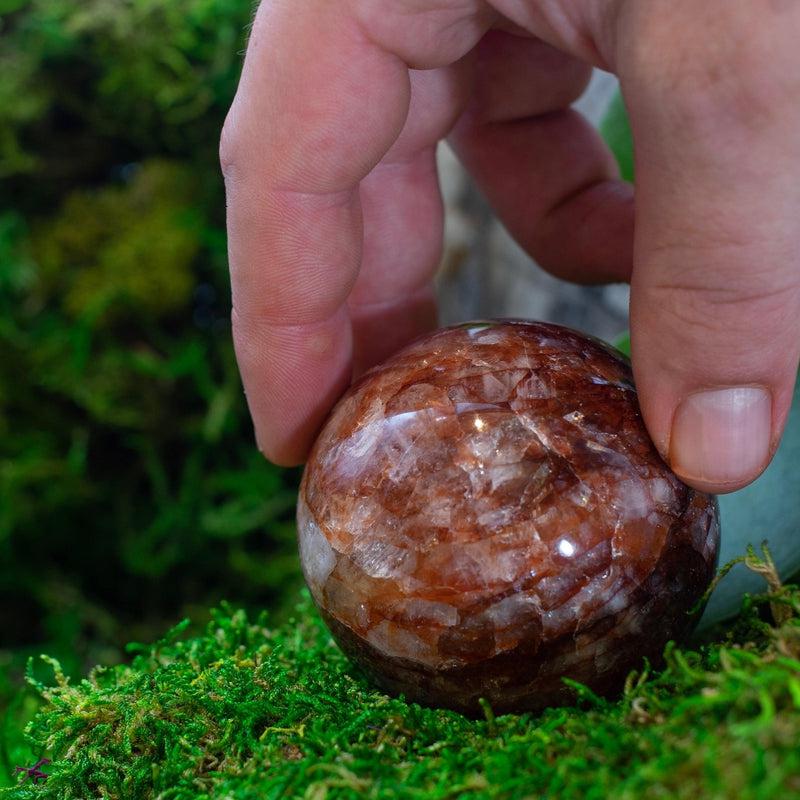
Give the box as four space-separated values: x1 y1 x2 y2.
436 69 628 345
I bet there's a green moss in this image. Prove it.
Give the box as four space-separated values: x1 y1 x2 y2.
0 686 37 790
1 0 251 188
31 161 200 322
4 549 799 799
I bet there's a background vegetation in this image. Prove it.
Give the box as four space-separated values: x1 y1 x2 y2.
0 0 305 772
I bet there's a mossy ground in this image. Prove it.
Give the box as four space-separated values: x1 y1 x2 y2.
2 549 799 800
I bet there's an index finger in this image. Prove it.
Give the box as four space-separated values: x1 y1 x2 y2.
220 0 488 465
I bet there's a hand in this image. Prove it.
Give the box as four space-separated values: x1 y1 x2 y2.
221 0 800 494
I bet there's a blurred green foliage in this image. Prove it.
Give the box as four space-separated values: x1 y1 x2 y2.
31 161 199 321
599 90 634 184
0 0 303 707
1 0 248 190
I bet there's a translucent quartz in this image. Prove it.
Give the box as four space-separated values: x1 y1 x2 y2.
299 321 719 713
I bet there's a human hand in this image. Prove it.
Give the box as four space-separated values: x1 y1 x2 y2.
221 0 800 494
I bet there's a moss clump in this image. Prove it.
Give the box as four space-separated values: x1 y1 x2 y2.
30 160 200 322
1 0 251 189
4 548 799 799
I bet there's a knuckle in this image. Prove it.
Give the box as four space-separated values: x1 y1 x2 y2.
644 278 800 339
356 0 489 68
230 306 272 375
561 61 593 104
230 306 254 363
219 110 244 181
624 1 800 130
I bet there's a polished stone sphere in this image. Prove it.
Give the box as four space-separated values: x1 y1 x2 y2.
298 321 719 714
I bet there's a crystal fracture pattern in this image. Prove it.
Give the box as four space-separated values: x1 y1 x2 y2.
299 321 719 713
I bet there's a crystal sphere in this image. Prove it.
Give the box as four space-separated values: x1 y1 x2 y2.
298 321 719 714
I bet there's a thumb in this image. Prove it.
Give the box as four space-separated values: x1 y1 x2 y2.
620 2 800 494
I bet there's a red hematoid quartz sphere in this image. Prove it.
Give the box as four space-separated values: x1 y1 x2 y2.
298 321 719 714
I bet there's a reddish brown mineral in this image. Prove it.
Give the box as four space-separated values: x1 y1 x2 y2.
298 321 719 714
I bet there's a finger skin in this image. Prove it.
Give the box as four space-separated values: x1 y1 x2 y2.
348 67 469 374
451 106 634 284
450 31 634 283
349 147 442 377
616 0 800 491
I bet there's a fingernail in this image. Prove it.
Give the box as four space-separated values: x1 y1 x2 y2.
670 387 772 490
